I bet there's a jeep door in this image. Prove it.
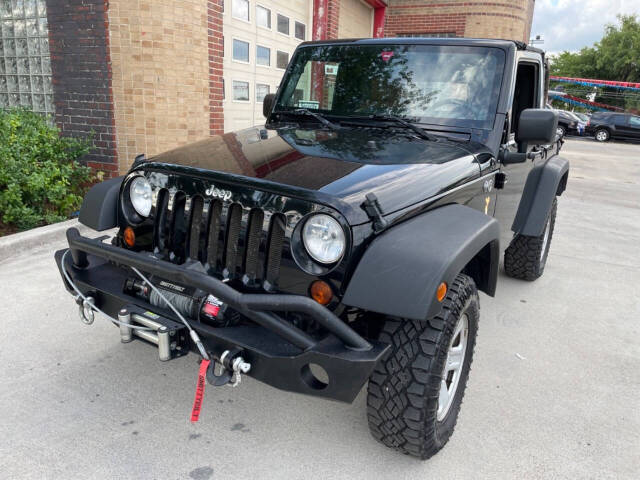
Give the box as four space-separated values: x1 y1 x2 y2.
493 54 543 247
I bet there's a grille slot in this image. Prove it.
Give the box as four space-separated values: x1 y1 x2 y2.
188 196 204 261
153 191 286 286
265 213 286 285
244 209 264 280
154 189 169 252
224 204 242 275
169 193 187 262
206 200 222 267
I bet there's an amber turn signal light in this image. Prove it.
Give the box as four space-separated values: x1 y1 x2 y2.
123 226 136 248
436 282 447 302
310 280 333 305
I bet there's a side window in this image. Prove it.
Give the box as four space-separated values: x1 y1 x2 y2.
510 62 540 134
629 116 640 127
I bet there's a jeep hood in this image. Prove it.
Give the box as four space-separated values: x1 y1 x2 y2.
146 126 487 225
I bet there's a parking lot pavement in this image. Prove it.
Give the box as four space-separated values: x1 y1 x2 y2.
0 139 638 480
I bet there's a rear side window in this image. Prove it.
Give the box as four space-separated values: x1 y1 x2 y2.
614 115 627 126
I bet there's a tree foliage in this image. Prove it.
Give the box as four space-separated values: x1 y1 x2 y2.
549 15 640 112
0 108 94 232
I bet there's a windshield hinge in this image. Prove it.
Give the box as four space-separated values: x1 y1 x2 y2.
361 193 389 233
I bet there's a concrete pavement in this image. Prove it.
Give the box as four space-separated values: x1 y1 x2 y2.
0 139 638 479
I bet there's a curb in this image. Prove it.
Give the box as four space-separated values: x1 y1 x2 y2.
0 219 93 262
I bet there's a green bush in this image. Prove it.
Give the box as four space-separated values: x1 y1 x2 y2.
0 108 94 231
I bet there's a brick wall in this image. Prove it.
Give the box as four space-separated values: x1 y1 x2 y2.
207 1 224 136
385 0 535 43
107 0 219 174
46 0 118 177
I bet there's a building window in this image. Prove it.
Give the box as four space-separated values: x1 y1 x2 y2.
256 45 270 66
232 39 249 63
222 78 225 100
256 5 271 29
294 21 306 41
276 51 288 70
0 0 53 114
233 80 249 101
277 14 289 35
232 0 249 22
256 84 270 102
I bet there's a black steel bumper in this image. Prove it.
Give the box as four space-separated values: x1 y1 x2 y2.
55 228 388 402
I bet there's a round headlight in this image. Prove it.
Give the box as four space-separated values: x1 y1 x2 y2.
129 177 152 217
302 214 346 264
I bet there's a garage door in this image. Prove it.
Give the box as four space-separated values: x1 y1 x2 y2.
338 0 373 39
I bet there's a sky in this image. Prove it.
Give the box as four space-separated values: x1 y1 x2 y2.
531 0 639 55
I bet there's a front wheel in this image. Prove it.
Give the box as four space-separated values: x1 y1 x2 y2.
556 125 566 138
366 274 479 459
504 197 557 281
595 128 610 142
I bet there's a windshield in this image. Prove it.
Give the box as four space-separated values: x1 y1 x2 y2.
275 44 506 129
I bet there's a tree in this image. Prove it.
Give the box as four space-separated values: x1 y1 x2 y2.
549 15 640 112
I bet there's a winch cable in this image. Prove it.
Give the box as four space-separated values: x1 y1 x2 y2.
61 250 153 331
130 266 210 361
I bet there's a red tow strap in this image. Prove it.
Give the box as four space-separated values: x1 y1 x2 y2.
191 359 210 422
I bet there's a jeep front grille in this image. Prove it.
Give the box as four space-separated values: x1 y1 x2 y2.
153 190 286 286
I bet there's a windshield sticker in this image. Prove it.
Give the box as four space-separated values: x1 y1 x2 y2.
297 100 320 109
325 64 339 75
380 51 394 62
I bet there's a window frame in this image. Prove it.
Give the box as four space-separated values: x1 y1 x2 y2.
231 0 250 23
276 50 289 70
232 79 250 103
276 13 290 36
231 37 251 64
294 21 306 41
256 4 272 30
256 45 271 67
256 83 270 103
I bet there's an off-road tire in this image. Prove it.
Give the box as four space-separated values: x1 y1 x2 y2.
504 197 557 281
595 128 610 142
366 274 479 460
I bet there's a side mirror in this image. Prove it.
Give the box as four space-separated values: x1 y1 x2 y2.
516 108 559 144
263 93 276 118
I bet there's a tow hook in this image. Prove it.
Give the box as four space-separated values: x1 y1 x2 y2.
77 295 96 325
206 348 251 388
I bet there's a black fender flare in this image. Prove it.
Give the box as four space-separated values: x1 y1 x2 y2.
342 204 500 321
511 156 569 237
78 176 123 231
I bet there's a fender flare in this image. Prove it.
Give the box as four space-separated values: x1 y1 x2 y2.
78 176 123 231
511 156 569 237
342 204 500 321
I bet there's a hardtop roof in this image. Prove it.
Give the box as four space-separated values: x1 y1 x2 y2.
298 37 535 52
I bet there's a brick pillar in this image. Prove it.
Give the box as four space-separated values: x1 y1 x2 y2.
313 0 341 41
208 0 224 136
46 0 118 177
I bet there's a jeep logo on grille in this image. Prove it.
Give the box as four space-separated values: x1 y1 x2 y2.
205 185 233 201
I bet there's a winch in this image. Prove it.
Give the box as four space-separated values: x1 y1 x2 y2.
123 276 240 328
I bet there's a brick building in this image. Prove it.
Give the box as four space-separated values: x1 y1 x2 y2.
0 0 535 175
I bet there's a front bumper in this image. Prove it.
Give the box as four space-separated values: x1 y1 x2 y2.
55 228 388 402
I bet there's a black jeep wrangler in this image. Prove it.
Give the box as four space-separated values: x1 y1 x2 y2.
55 38 568 459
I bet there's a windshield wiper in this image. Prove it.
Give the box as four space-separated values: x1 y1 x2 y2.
277 108 341 131
368 114 439 142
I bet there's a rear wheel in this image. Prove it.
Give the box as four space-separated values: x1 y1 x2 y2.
504 197 557 281
366 274 479 459
595 128 610 142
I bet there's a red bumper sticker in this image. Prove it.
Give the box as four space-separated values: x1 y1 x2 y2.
191 359 210 422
